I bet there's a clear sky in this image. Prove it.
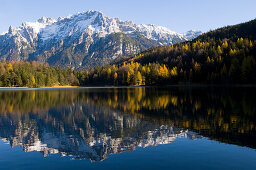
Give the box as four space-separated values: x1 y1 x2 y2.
0 0 255 33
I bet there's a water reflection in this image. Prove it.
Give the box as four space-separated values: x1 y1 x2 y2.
0 87 255 161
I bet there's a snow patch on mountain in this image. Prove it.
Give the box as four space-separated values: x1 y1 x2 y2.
23 17 56 35
137 24 180 39
0 31 7 35
183 30 202 40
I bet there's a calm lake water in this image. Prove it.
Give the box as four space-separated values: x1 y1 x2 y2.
0 87 255 170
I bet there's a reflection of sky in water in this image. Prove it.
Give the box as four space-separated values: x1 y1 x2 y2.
0 87 255 169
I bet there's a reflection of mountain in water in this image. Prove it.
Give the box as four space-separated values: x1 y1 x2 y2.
0 87 255 160
0 103 201 161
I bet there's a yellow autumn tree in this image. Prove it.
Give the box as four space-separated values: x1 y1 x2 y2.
158 65 169 78
237 37 244 44
136 71 142 85
135 62 140 70
107 68 111 79
249 41 253 48
147 67 151 74
182 44 189 51
207 56 214 64
142 66 146 74
217 45 222 54
31 76 36 85
127 72 131 84
222 41 228 48
163 65 169 77
229 49 237 56
180 68 184 74
114 72 118 80
114 72 118 85
194 62 201 71
170 67 178 76
112 65 117 73
218 56 222 63
7 63 13 72
206 56 211 63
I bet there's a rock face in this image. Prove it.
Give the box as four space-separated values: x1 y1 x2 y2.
0 10 202 69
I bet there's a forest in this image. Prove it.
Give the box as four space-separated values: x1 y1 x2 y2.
0 61 79 87
0 19 256 87
113 19 256 85
80 19 256 86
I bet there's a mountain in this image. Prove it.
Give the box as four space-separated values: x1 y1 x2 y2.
112 19 256 84
0 10 202 69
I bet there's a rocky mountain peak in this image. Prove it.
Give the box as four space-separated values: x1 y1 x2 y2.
37 16 56 24
0 10 202 69
8 25 16 34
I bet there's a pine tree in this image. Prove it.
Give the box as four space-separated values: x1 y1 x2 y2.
220 64 227 81
16 74 23 87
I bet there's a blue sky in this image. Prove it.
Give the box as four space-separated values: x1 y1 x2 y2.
0 0 255 33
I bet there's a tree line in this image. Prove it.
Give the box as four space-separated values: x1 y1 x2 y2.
0 36 255 88
115 37 256 84
0 61 79 87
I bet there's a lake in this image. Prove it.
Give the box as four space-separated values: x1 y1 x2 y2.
0 87 255 170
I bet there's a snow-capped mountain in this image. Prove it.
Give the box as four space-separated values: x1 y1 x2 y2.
0 10 202 69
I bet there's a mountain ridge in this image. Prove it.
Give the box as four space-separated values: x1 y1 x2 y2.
0 10 202 69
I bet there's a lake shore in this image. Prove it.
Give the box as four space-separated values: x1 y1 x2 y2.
0 84 256 90
0 86 79 89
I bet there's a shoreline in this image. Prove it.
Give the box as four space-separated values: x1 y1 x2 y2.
0 84 255 90
0 86 79 89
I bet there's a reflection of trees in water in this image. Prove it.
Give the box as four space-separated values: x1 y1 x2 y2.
0 87 255 149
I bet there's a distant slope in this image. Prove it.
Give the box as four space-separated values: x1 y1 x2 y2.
196 19 256 42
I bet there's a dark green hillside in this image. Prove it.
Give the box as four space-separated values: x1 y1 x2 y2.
197 19 256 42
108 19 256 85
